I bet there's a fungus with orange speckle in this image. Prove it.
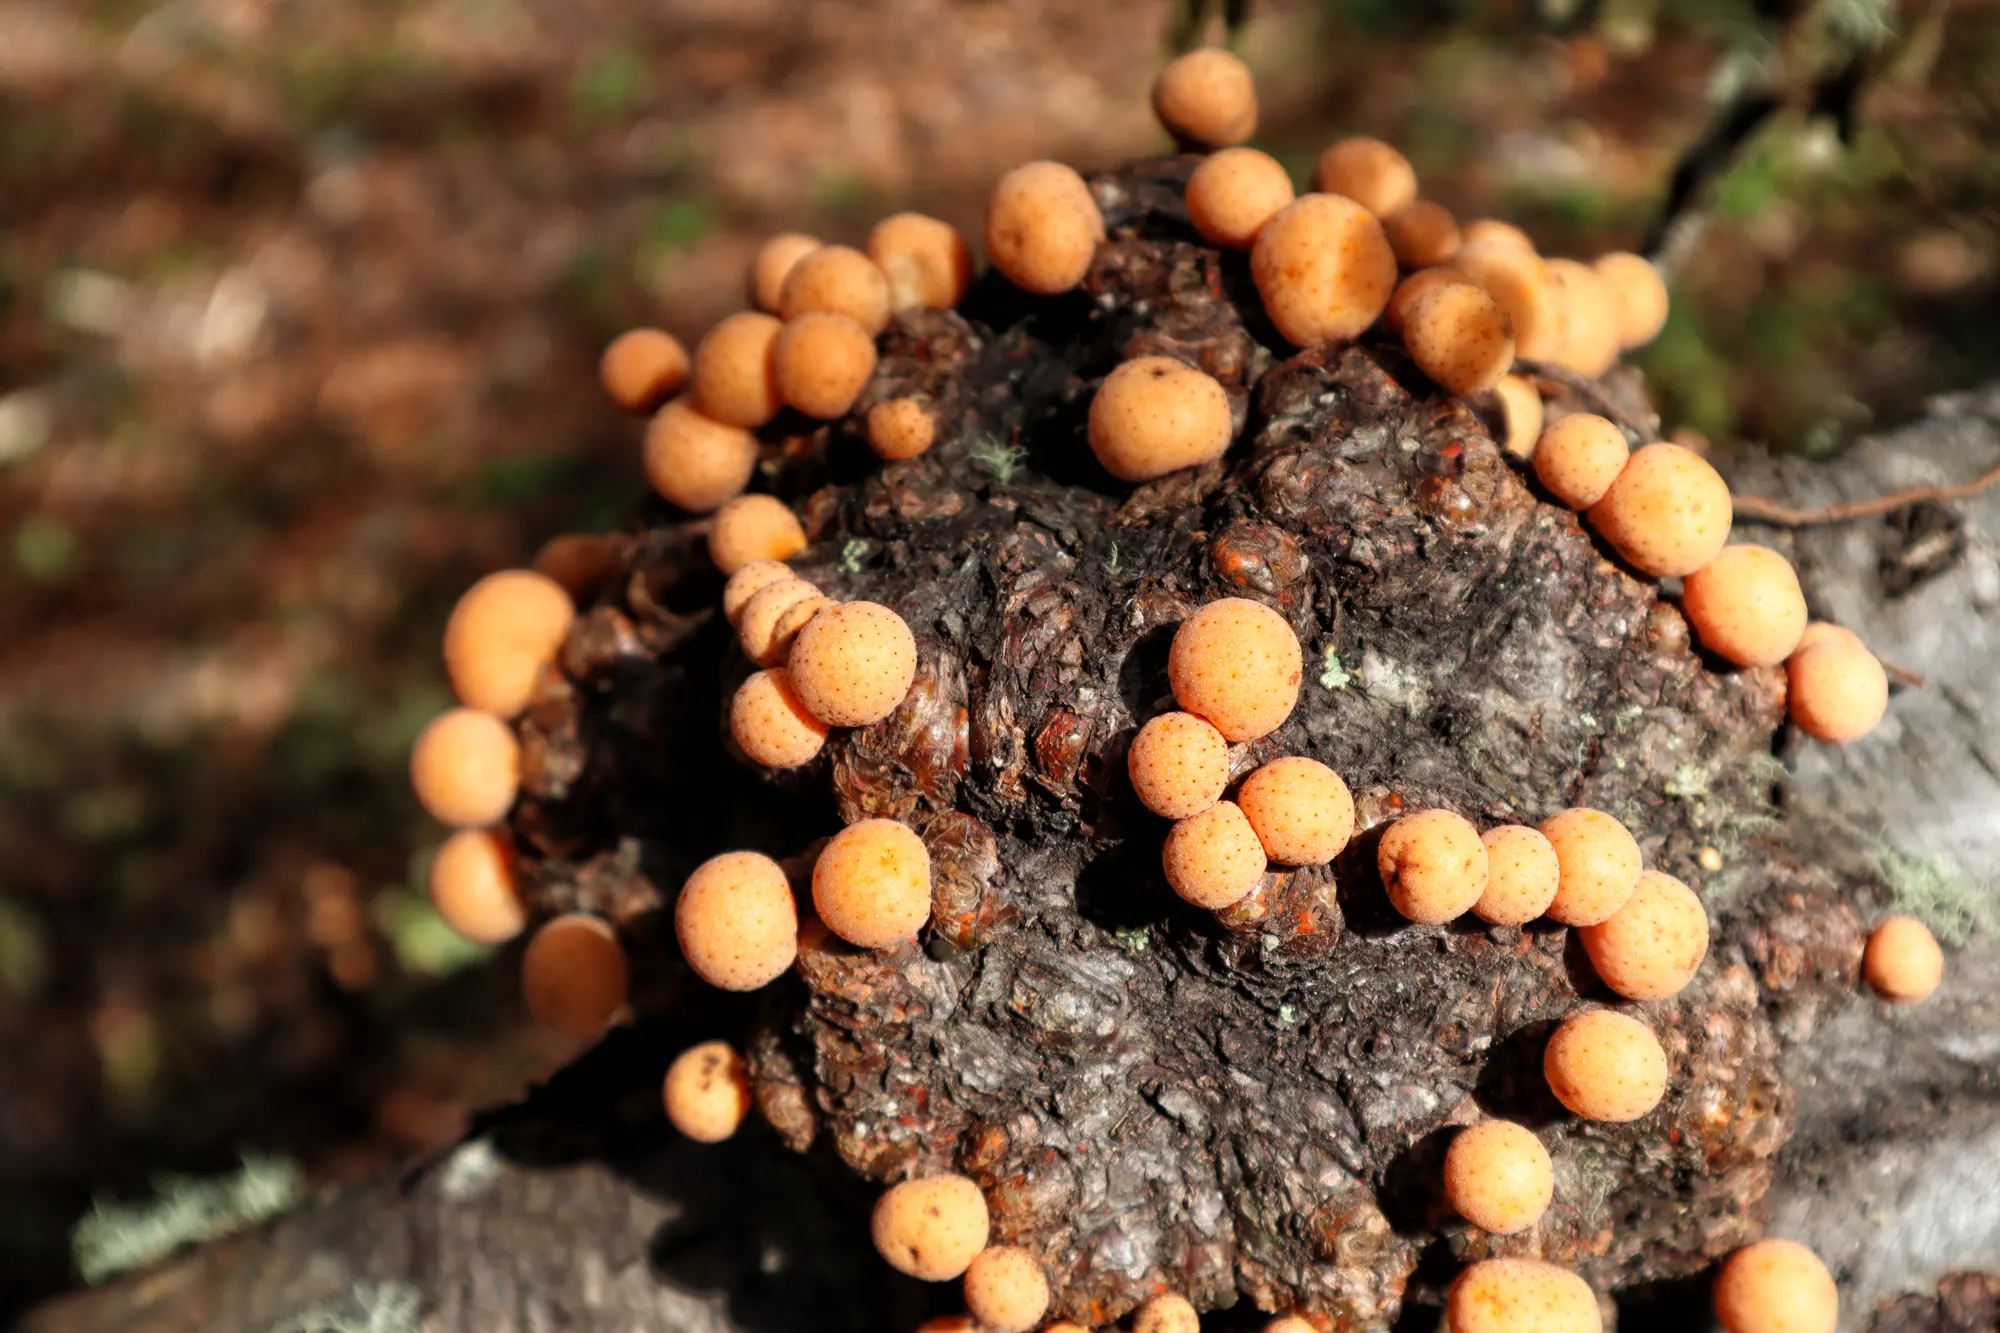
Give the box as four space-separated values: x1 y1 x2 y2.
787 600 917 727
1163 800 1267 909
985 161 1105 296
866 396 937 461
722 559 796 627
1251 194 1399 348
691 311 785 429
600 328 688 415
868 212 974 312
410 707 519 829
1862 915 1942 1003
963 1245 1050 1333
709 494 807 577
663 1040 751 1143
1532 413 1629 512
1128 711 1231 821
521 913 629 1040
738 579 831 668
1713 1238 1838 1333
1543 1008 1668 1122
1539 808 1643 927
1311 137 1417 218
779 244 892 335
1185 147 1296 250
1473 825 1560 925
1446 1258 1602 1333
675 850 799 991
1444 1120 1553 1235
1403 280 1515 397
813 817 932 949
1786 635 1888 744
1088 356 1234 483
1133 1293 1201 1333
1547 258 1620 378
1453 246 1568 365
443 569 574 719
872 1174 989 1280
1237 756 1354 866
427 828 525 945
1577 869 1709 1000
1682 545 1808 668
1151 47 1257 148
1386 266 1466 335
643 397 760 513
1378 809 1489 924
773 311 878 420
731 667 830 769
1168 597 1303 743
1382 200 1460 269
749 232 821 313
1587 442 1733 579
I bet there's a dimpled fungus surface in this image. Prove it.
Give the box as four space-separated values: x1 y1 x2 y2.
1162 800 1267 909
642 397 759 513
964 1246 1052 1333
427 828 526 944
1128 711 1232 820
691 311 785 428
1473 825 1561 925
1443 1121 1555 1235
674 850 800 991
1445 1258 1602 1333
984 161 1104 296
1236 756 1355 865
1167 597 1303 742
1681 545 1808 668
1150 47 1257 148
1311 137 1417 218
709 494 807 576
409 708 520 828
1862 915 1943 1003
1250 193 1399 348
600 328 688 413
778 244 893 335
867 212 974 312
1785 642 1889 743
1587 443 1733 579
774 311 879 420
1532 413 1630 512
520 914 629 1039
1378 809 1490 924
1713 1238 1838 1333
1185 148 1296 250
1539 808 1643 927
1088 356 1234 483
866 397 937 460
663 1041 752 1143
731 667 831 769
787 601 918 727
1404 282 1515 397
1543 1010 1668 1122
871 1175 990 1281
1577 870 1710 1001
442 569 574 718
812 818 932 948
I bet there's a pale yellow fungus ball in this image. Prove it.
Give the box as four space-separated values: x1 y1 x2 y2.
963 1245 1051 1333
1444 1120 1554 1235
1543 1009 1668 1122
1786 640 1889 744
443 569 575 718
1454 246 1567 364
1383 200 1460 269
663 1041 752 1143
600 328 689 414
1538 808 1642 927
1594 251 1670 350
1473 825 1561 925
749 232 822 313
643 397 760 513
1088 356 1234 482
738 579 829 668
872 1175 990 1281
1587 443 1733 578
1133 1293 1201 1333
1251 193 1399 347
774 311 879 420
1578 870 1709 1001
1386 266 1467 335
731 667 831 769
789 600 919 727
1185 147 1296 250
779 244 892 335
427 828 526 945
1378 809 1489 924
709 494 807 577
1128 711 1231 820
985 161 1105 296
1682 545 1809 668
813 818 932 948
722 559 796 627
1548 258 1621 378
1163 800 1267 909
1237 756 1355 866
521 913 629 1039
691 311 784 429
1167 597 1304 742
1404 281 1516 397
1312 137 1417 218
1446 1258 1602 1333
1862 915 1943 1003
1532 413 1629 511
867 397 937 461
1493 373 1544 458
1713 1238 1839 1333
868 212 975 312
1460 219 1536 254
1151 47 1257 148
410 707 520 828
676 850 800 991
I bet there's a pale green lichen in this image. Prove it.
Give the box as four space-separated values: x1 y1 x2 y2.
270 1280 423 1333
72 1154 303 1284
1318 645 1351 691
1874 846 1998 946
839 538 870 573
966 433 1025 484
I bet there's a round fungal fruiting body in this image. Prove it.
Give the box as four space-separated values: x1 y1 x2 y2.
1578 870 1710 1000
1383 200 1460 269
1594 251 1670 350
691 311 784 429
749 232 821 313
1128 711 1231 820
738 579 828 668
1151 47 1257 148
1533 413 1629 511
600 328 689 414
1548 258 1621 377
731 668 830 768
1133 1293 1201 1333
872 1175 990 1280
1088 356 1234 483
427 828 526 944
532 532 621 603
442 569 575 718
663 1041 752 1143
1265 1319 1313 1333
813 818 932 949
1237 756 1355 866
1493 373 1544 458
788 600 918 727
1587 443 1733 578
1404 281 1515 397
1862 915 1943 1003
1185 148 1296 250
643 397 760 513
675 850 800 991
521 913 629 1039
867 212 974 311
1312 137 1417 218
1460 219 1535 254
1453 247 1566 366
1377 809 1489 924
709 494 807 577
1543 1009 1669 1122
1446 1259 1602 1333
1713 1238 1839 1333
1444 1120 1555 1235
1386 266 1466 335
962 1245 1050 1333
985 161 1105 296
1474 825 1561 925
866 397 936 460
778 244 892 335
773 311 878 419
722 559 795 627
1163 801 1267 909
1251 194 1399 348
1682 545 1809 668
1539 808 1643 927
1797 621 1866 656
1786 640 1889 744
1167 597 1304 742
410 707 520 828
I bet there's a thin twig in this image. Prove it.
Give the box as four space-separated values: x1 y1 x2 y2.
1884 661 1928 690
1732 458 2000 527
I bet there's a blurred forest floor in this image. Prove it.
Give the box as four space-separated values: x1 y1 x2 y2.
0 0 1994 1317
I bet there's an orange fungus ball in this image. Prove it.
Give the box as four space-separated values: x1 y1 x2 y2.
643 397 760 513
1446 1258 1602 1333
813 818 932 949
532 532 621 604
1251 193 1398 348
1151 47 1257 148
663 1041 752 1143
1473 824 1561 925
1594 251 1670 350
872 1174 990 1281
1133 1293 1201 1333
749 232 821 313
1163 800 1267 910
1587 442 1733 579
985 161 1105 296
1548 258 1621 378
1404 281 1516 397
1713 1238 1839 1333
866 397 936 461
1577 869 1710 1001
1386 266 1466 335
1185 147 1296 250
1128 711 1231 821
1377 809 1489 924
773 311 878 420
1538 807 1642 927
521 913 629 1040
1444 1120 1554 1235
1493 373 1544 459
691 311 784 429
963 1245 1050 1333
722 559 795 627
1168 597 1304 742
737 579 828 668
709 494 806 577
599 328 689 414
443 568 575 718
1796 621 1866 656
1682 545 1809 668
1383 199 1460 269
731 667 830 769
778 244 892 335
1460 219 1535 254
1533 413 1629 512
867 212 974 312
1543 1009 1668 1122
1311 137 1417 218
1862 915 1943 1003
410 707 519 828
1454 246 1567 365
1237 756 1355 866
427 828 526 945
675 850 800 991
1088 356 1234 483
1786 639 1889 744
788 600 918 727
